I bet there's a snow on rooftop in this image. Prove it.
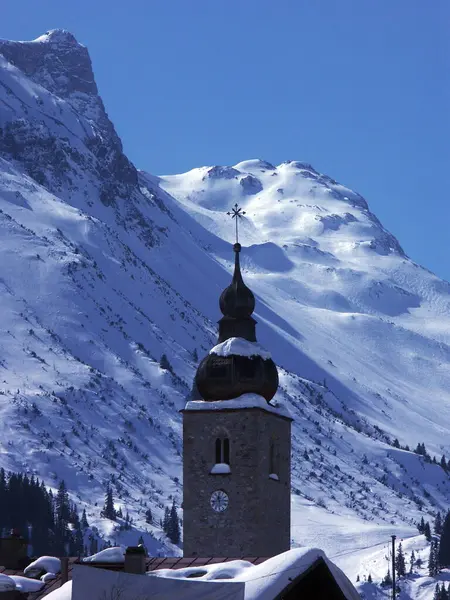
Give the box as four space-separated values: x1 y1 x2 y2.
25 555 61 575
0 573 16 591
10 575 45 593
82 546 126 563
210 337 272 360
185 393 292 418
148 548 359 600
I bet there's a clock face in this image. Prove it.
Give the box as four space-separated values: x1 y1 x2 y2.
210 490 229 513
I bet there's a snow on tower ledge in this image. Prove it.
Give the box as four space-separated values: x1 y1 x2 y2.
209 336 272 359
185 393 291 419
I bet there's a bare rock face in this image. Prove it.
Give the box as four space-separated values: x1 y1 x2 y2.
0 29 137 202
239 174 262 195
0 29 98 97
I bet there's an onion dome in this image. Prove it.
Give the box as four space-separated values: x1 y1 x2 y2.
219 243 255 318
195 243 278 403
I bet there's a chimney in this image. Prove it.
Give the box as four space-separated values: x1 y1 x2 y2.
0 530 28 569
124 546 146 575
60 557 69 585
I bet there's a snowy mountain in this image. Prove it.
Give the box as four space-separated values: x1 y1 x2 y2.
0 29 449 583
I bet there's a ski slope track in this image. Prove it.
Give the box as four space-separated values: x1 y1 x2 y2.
0 31 449 583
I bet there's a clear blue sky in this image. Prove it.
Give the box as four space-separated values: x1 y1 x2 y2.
3 0 450 281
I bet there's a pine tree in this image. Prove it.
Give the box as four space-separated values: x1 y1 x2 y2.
167 500 180 544
81 508 89 529
429 539 439 576
367 573 372 583
435 583 441 600
410 549 416 573
117 506 123 519
438 511 450 568
35 480 56 555
159 354 172 372
88 534 98 555
395 543 406 577
55 480 70 525
100 486 116 520
440 583 449 600
163 506 170 534
69 516 84 557
381 570 392 587
54 480 71 555
435 512 443 535
440 456 448 471
145 508 153 524
425 521 432 541
0 468 6 536
418 516 426 534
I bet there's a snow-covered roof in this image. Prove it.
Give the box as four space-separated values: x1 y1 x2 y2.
82 545 126 563
0 573 16 592
24 555 61 575
185 393 292 419
148 548 360 600
209 337 272 360
9 575 45 593
16 550 360 599
0 572 46 594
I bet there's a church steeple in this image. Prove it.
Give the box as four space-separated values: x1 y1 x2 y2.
183 203 291 560
218 242 257 343
195 205 278 403
219 242 255 320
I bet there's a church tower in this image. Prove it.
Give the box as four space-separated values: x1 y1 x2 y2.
182 206 292 557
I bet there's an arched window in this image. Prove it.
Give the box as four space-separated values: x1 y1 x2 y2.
214 438 230 465
215 438 222 464
223 438 230 465
269 439 279 480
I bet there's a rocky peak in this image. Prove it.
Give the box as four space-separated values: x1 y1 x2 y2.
0 29 97 98
0 30 138 202
34 29 79 46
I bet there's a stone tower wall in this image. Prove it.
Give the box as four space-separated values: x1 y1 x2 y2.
183 407 291 557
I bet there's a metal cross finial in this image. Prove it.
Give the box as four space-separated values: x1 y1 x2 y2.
227 203 246 243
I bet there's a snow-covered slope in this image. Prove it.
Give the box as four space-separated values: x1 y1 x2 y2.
160 158 450 452
0 30 449 576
